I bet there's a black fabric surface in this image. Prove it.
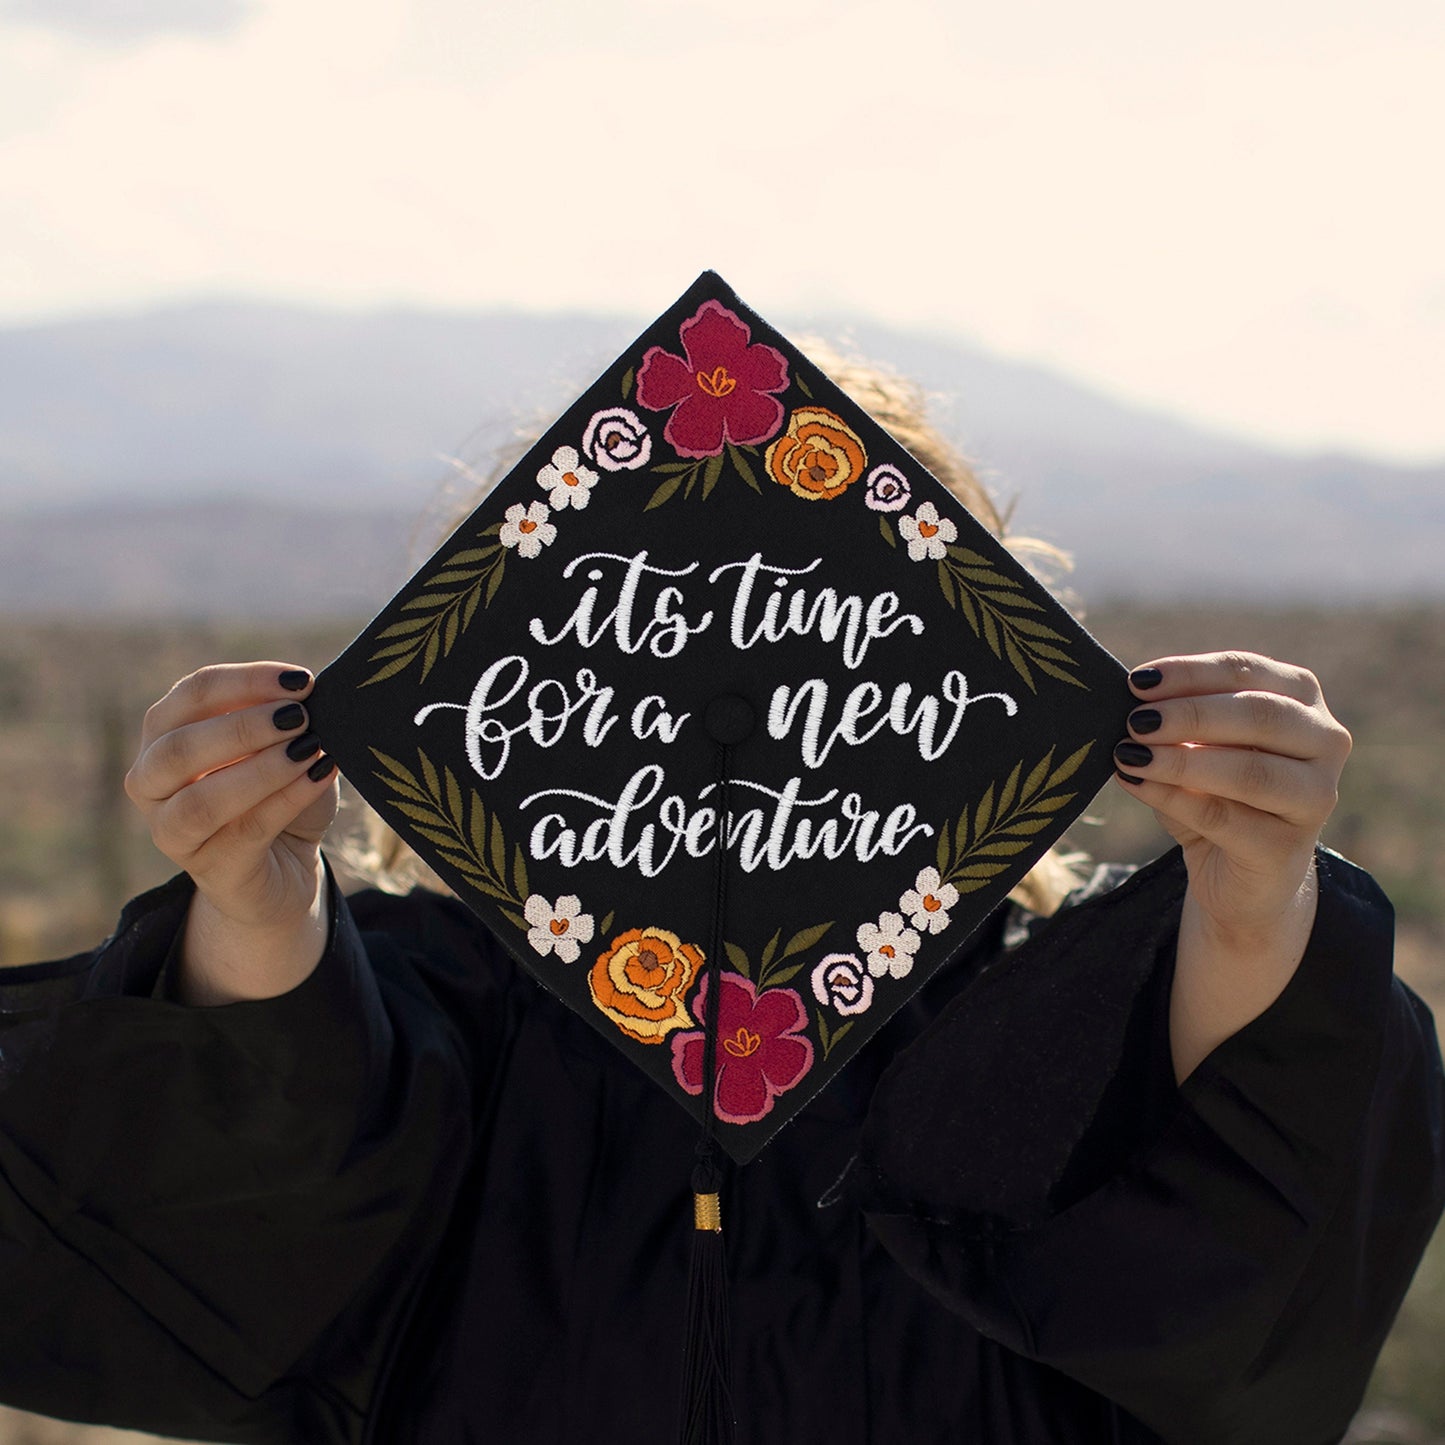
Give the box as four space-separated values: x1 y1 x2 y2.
307 270 1133 1162
0 849 1440 1445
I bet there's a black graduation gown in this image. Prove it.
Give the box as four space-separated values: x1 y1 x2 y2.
0 847 1440 1445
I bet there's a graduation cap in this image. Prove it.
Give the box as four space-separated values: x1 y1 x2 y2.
309 271 1130 1439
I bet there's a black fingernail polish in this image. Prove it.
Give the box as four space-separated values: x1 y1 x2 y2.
1128 708 1162 735
1115 768 1145 785
273 702 306 731
1130 667 1163 690
286 731 321 762
278 669 311 692
1115 741 1154 768
307 755 336 782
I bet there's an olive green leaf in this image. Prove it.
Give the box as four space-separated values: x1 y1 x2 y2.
933 545 1087 693
645 471 687 510
369 745 524 910
728 443 762 494
781 921 833 960
512 844 530 904
360 532 507 687
723 941 752 979
755 920 832 990
647 447 761 506
818 1017 853 1061
934 740 1094 891
759 928 781 973
701 451 726 499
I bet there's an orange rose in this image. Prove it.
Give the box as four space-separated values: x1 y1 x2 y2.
764 406 868 501
589 927 704 1044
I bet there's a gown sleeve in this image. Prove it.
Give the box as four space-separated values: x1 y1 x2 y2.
0 866 486 1445
859 847 1445 1445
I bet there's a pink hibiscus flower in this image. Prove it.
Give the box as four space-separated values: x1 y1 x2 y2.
671 971 814 1125
635 300 789 458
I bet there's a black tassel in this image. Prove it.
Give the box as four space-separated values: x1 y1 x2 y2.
678 738 739 1445
678 1148 734 1445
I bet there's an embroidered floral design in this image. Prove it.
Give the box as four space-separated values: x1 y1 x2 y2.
671 972 814 1125
589 927 704 1045
898 866 959 936
856 912 922 980
935 742 1095 895
583 407 652 471
636 300 789 458
897 500 957 561
523 893 595 964
933 546 1087 693
864 463 911 512
765 407 867 502
498 501 557 558
356 525 508 686
536 446 599 511
810 953 875 1016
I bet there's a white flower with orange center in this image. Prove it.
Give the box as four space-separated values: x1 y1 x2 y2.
856 912 922 980
523 893 595 964
536 445 600 511
899 866 960 936
498 500 557 558
896 499 957 562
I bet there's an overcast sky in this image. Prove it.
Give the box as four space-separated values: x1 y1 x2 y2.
1 0 1441 461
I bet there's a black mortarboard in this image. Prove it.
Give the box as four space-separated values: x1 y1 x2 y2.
309 271 1130 1439
312 269 1128 1157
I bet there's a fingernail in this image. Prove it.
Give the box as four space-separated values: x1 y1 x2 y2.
1130 667 1163 690
1128 708 1162 735
307 755 336 782
272 702 306 731
1115 741 1154 768
278 669 311 692
286 731 321 762
1115 768 1145 785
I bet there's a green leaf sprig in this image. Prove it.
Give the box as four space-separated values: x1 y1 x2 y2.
370 746 530 930
817 1015 854 1061
359 524 507 687
934 741 1093 895
934 546 1084 693
644 442 764 510
722 920 833 991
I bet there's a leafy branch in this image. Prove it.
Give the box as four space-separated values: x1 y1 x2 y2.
370 746 530 929
722 920 833 991
934 545 1085 693
644 442 763 510
359 523 507 687
934 741 1094 895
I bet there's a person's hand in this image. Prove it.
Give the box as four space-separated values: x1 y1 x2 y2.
1112 652 1353 1079
125 663 339 1002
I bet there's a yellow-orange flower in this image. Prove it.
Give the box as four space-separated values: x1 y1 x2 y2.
764 407 868 501
588 927 704 1044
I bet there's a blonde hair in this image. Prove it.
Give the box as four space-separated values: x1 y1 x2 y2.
338 341 1086 918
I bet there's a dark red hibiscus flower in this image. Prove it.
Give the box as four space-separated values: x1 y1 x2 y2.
636 300 789 458
670 972 814 1125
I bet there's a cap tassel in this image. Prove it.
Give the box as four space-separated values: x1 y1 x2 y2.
677 745 737 1445
679 1147 733 1445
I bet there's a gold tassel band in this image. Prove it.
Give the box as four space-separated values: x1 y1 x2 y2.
693 1191 722 1232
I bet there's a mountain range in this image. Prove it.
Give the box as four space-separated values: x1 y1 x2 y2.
2 300 1440 616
